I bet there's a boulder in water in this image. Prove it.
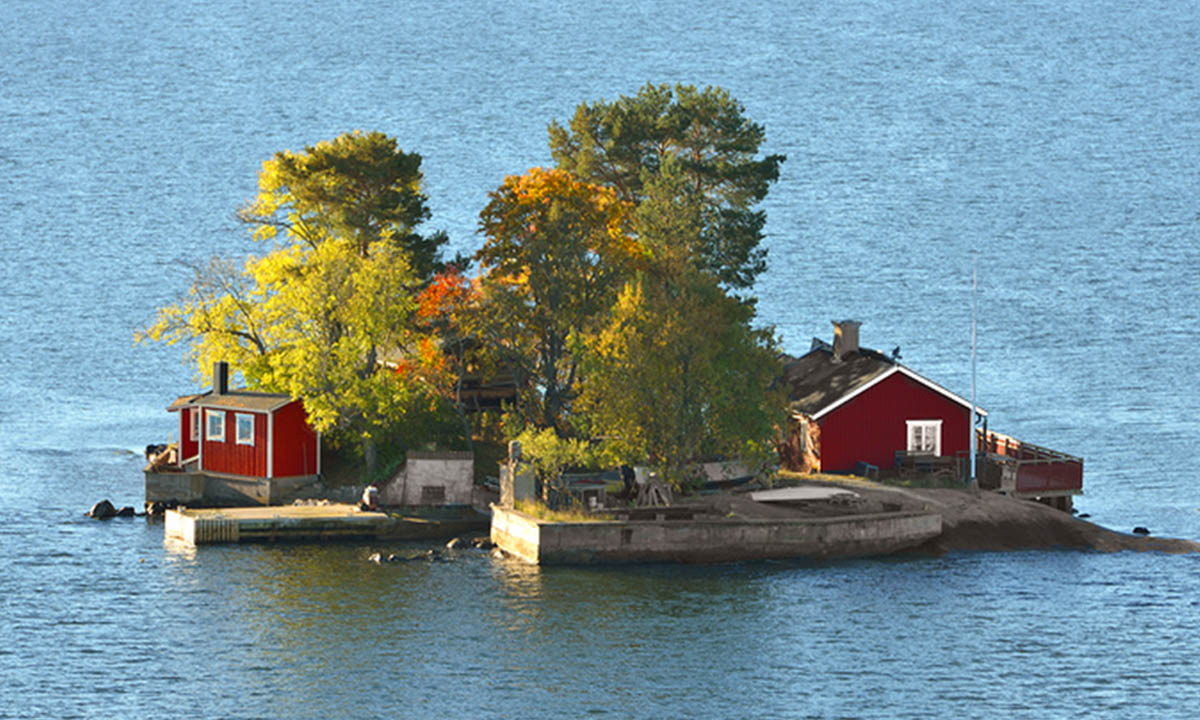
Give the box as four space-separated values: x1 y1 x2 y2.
1133 526 1151 535
87 500 116 519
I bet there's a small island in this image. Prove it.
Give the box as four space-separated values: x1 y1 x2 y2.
134 84 1195 561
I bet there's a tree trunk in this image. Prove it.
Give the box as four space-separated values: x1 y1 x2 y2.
362 435 378 482
453 355 474 455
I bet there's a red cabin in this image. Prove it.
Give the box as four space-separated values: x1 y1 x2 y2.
780 321 1081 508
782 321 980 476
164 362 319 482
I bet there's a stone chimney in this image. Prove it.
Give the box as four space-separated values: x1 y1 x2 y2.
831 320 861 363
213 361 229 396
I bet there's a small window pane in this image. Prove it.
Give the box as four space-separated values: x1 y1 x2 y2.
907 420 941 455
206 410 225 441
236 414 255 446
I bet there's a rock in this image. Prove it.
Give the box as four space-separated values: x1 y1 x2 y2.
115 506 135 518
491 547 505 559
1077 513 1091 519
386 554 402 563
445 537 464 550
367 552 383 564
87 500 116 519
1133 526 1151 535
472 536 494 550
144 500 176 516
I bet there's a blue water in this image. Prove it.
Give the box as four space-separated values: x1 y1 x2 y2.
3 1 1200 717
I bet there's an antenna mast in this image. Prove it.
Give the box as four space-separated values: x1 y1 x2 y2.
969 257 978 487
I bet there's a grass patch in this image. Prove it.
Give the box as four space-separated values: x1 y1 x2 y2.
514 499 613 523
775 468 967 490
773 469 881 489
885 474 963 489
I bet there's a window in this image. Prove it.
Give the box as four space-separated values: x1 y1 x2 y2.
236 413 255 446
906 419 942 455
190 409 199 442
205 409 225 441
420 485 446 505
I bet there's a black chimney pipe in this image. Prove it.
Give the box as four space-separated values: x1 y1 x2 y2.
213 361 229 396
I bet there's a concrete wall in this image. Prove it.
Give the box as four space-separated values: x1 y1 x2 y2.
381 451 474 506
146 471 319 507
697 460 753 483
145 471 205 504
492 506 943 565
498 465 537 507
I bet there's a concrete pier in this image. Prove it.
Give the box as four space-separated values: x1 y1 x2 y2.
165 504 487 546
490 505 943 565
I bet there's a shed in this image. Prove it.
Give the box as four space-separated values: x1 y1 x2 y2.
165 361 320 481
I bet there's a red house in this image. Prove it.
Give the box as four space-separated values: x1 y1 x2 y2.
147 362 320 506
781 321 1081 508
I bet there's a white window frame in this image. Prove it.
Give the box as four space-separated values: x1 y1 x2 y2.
235 413 255 446
205 409 225 442
190 408 200 442
906 419 942 456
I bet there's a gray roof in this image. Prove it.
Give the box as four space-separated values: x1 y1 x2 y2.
166 389 295 413
783 338 984 419
782 340 897 417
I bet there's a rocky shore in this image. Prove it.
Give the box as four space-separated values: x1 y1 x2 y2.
702 477 1200 555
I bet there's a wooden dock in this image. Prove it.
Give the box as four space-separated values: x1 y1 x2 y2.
165 504 488 545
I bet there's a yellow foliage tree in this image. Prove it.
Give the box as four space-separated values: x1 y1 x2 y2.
139 131 449 478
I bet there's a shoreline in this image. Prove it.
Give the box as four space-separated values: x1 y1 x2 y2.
738 478 1200 556
491 477 1200 564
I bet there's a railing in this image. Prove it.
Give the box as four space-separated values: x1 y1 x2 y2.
977 429 1082 495
893 450 961 484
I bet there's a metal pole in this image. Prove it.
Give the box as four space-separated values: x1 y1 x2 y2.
969 257 978 486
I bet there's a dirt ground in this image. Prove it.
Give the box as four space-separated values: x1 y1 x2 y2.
689 477 1200 555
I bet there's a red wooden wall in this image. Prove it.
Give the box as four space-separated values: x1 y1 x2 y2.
817 371 971 472
980 430 1083 494
178 408 199 461
1016 462 1083 494
200 409 268 477
272 401 319 477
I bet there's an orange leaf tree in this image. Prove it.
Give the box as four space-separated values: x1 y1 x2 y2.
475 167 635 435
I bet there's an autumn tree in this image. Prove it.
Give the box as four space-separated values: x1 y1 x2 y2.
140 131 450 478
136 256 276 390
576 159 784 488
237 129 450 278
549 83 784 290
475 167 634 435
253 240 424 475
413 266 484 453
